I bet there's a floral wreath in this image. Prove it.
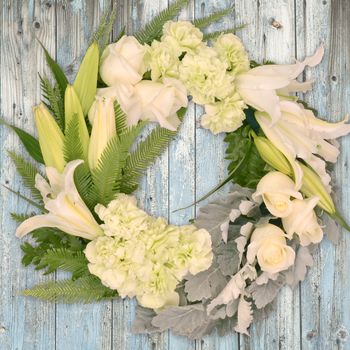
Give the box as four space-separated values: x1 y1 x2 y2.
2 3 349 339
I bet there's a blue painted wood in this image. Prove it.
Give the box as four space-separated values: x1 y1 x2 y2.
1 1 350 349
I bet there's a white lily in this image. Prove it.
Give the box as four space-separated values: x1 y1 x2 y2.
16 160 103 240
88 96 116 169
255 99 350 191
236 46 324 124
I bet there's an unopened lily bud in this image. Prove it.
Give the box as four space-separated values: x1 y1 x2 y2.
33 103 65 172
88 96 116 169
299 162 336 214
65 85 90 158
73 41 99 115
254 135 293 176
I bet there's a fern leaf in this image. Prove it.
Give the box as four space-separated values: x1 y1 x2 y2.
114 102 128 136
63 118 94 209
90 123 145 206
135 0 189 44
40 248 89 278
11 212 32 223
203 25 246 41
8 151 43 202
91 7 117 52
194 6 234 29
22 276 117 303
39 75 65 130
121 108 186 193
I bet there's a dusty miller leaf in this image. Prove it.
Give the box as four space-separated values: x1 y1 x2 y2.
151 304 214 339
216 241 240 276
284 246 313 288
184 263 227 302
234 297 253 335
132 306 158 334
249 276 285 309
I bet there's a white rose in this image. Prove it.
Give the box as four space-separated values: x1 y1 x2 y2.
282 197 323 246
253 171 302 217
247 224 295 274
100 35 147 86
134 78 188 130
161 21 203 53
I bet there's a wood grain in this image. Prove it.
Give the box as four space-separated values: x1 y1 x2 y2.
0 0 349 349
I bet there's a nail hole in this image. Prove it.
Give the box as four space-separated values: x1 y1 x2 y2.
331 76 337 82
45 1 52 7
322 0 327 4
270 18 283 29
33 21 40 29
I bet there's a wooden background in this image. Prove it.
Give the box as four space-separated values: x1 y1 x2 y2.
1 0 349 349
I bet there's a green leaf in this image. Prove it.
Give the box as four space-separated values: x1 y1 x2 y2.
40 248 89 279
203 25 246 41
121 108 186 193
37 40 68 98
8 151 43 202
135 0 189 44
0 118 44 163
39 75 65 131
225 124 268 188
193 6 234 29
2 185 44 211
114 102 128 136
90 123 145 206
22 276 116 303
11 212 32 223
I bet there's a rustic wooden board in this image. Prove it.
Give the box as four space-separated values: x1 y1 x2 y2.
0 0 349 349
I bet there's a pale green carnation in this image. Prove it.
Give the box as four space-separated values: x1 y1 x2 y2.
214 33 250 76
161 20 203 53
145 40 181 81
95 194 148 239
201 93 247 134
85 195 213 310
179 46 235 104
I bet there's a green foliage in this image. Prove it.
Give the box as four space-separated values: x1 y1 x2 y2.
8 151 43 202
64 118 85 162
203 25 246 41
21 228 85 272
40 248 89 279
22 276 116 303
194 6 234 29
0 118 44 163
11 212 32 223
135 0 189 44
225 124 268 188
91 7 117 52
90 123 145 206
38 40 68 99
121 108 186 193
39 75 65 131
114 102 128 136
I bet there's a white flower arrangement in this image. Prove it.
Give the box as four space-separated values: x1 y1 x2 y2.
2 1 350 340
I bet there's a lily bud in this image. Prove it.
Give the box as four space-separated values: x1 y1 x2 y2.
73 42 99 115
88 96 116 169
33 103 66 172
65 85 90 158
299 162 336 214
254 135 293 176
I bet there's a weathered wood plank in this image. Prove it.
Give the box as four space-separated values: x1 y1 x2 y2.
54 1 112 350
235 1 301 349
0 1 56 349
296 0 350 349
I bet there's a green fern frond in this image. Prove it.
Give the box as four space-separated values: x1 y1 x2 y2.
8 151 43 202
90 122 145 206
121 108 186 193
203 25 246 41
22 276 117 303
194 6 234 29
114 102 128 136
63 118 94 209
91 7 117 52
11 212 32 223
40 248 89 278
135 0 189 44
39 75 65 130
